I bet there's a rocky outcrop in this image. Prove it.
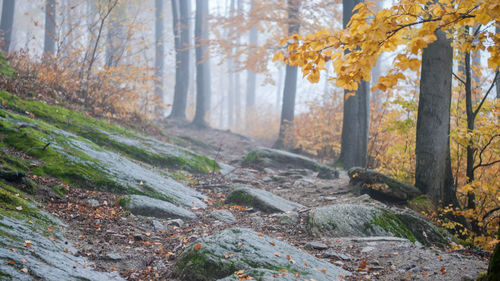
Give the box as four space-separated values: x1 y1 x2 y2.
308 204 451 247
242 147 338 178
174 228 350 281
119 195 196 220
209 210 237 223
0 213 123 280
225 185 304 213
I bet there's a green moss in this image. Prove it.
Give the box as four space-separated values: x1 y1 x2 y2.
117 195 131 208
370 211 416 242
226 190 254 206
179 135 217 152
242 151 260 166
408 195 435 214
52 185 68 196
0 52 14 77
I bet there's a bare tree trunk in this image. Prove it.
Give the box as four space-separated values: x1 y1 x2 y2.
276 66 283 112
191 0 211 128
154 0 165 117
226 0 235 128
415 29 455 207
245 0 258 123
44 0 56 58
0 0 15 54
169 0 191 120
337 0 369 169
274 0 301 149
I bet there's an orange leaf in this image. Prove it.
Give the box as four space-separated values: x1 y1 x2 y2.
25 240 31 248
274 253 282 257
7 260 15 265
440 267 446 274
257 234 263 237
269 242 276 246
194 243 202 251
321 269 327 274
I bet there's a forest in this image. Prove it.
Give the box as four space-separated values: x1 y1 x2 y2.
0 0 498 280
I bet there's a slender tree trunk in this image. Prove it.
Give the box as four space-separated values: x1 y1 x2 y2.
154 0 165 117
415 29 455 207
245 0 258 124
44 0 56 58
337 0 369 169
274 0 301 149
497 25 500 100
464 49 477 209
226 0 235 128
191 0 211 128
105 9 123 67
0 0 15 54
276 66 283 112
169 0 191 120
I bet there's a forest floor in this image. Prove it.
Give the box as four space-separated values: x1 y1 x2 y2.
31 123 489 281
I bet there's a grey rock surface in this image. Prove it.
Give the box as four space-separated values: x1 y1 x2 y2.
0 215 123 281
209 210 237 223
225 185 304 213
308 204 451 246
121 195 196 220
242 147 335 172
174 228 350 281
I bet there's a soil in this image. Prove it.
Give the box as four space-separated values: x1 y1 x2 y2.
32 124 488 281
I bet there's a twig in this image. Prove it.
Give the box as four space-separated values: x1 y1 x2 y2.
25 142 51 154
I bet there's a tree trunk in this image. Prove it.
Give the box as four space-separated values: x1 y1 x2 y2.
154 0 165 117
169 0 191 120
44 0 56 58
226 0 235 128
464 48 477 209
276 66 283 112
274 0 300 149
191 0 211 128
0 0 15 54
415 29 455 207
245 0 258 125
337 0 369 169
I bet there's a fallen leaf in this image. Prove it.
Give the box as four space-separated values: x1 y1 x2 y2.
48 226 54 232
274 253 281 257
258 234 263 237
20 268 28 273
440 267 446 274
7 260 15 265
25 241 31 248
321 269 327 274
194 243 202 251
269 242 276 246
224 253 234 258
16 206 23 211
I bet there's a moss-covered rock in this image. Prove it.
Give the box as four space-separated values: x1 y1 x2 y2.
174 228 350 281
225 185 303 213
0 90 218 174
308 204 452 247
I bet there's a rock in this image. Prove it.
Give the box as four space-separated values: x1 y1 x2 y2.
308 204 451 246
151 219 166 232
292 178 316 188
275 211 298 225
279 169 311 176
174 228 350 281
322 249 354 260
120 195 196 220
317 167 339 180
263 168 275 174
361 246 376 253
167 219 184 227
88 199 100 207
219 163 236 176
104 253 123 261
225 185 304 213
0 215 123 281
0 169 26 182
209 210 237 223
304 241 329 250
241 147 336 173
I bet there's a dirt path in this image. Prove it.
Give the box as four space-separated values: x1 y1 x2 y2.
36 126 488 280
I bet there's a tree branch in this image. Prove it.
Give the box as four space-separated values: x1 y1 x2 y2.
452 72 466 85
473 70 499 118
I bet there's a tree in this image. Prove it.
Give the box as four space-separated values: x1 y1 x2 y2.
154 0 165 117
337 0 369 170
0 0 15 54
274 0 500 204
414 30 455 207
245 0 258 118
169 0 191 120
274 0 301 149
191 0 211 128
44 0 56 57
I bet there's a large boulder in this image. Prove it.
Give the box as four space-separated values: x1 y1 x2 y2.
0 213 123 280
308 204 451 247
119 195 196 220
174 228 350 281
225 185 303 213
242 147 337 178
